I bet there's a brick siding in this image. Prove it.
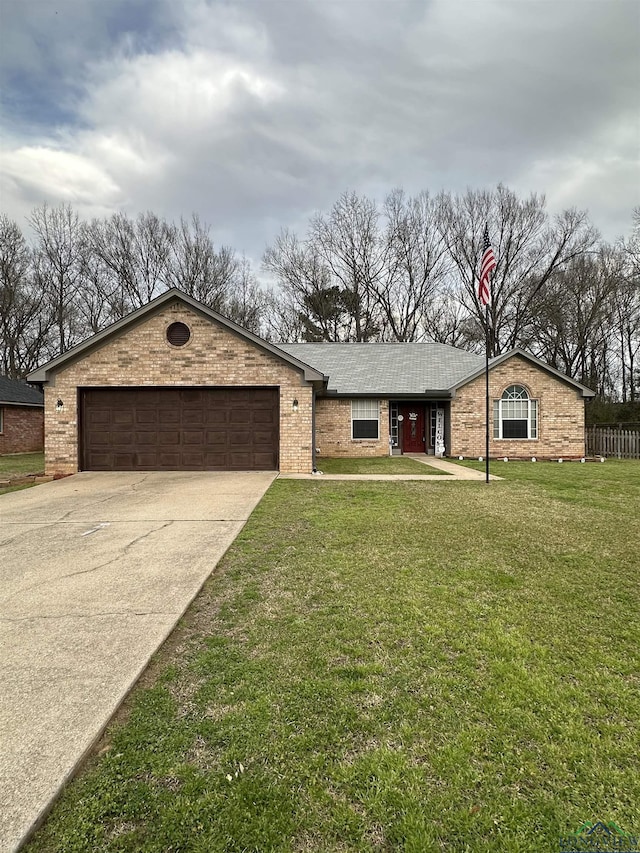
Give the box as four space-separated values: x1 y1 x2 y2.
0 405 44 454
450 356 587 459
43 302 313 475
316 398 390 457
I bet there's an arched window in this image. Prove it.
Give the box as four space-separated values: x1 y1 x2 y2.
493 385 538 440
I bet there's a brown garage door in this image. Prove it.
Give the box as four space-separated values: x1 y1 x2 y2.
81 387 279 471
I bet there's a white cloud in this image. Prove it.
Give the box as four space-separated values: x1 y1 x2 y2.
1 145 122 206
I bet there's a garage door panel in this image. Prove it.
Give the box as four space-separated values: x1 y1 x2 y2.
182 452 205 467
229 452 251 468
112 453 136 468
158 452 180 467
253 429 276 444
204 452 229 467
136 452 159 467
158 431 180 446
81 388 279 471
183 430 204 445
183 411 205 425
135 431 158 445
253 410 275 424
205 430 228 446
253 452 276 467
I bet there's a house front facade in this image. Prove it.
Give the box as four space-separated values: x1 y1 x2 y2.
27 289 594 477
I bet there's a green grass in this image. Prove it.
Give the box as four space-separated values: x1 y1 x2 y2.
0 483 37 496
318 456 449 474
0 451 44 477
26 462 640 852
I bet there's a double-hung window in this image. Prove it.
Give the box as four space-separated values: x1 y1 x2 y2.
352 399 379 439
493 385 537 439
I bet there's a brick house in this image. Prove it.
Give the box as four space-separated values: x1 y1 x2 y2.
0 377 44 454
27 289 594 476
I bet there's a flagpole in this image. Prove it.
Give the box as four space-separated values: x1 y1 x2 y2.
485 305 490 484
479 223 496 484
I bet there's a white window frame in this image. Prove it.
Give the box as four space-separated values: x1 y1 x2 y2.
351 399 379 440
493 385 538 440
0 406 3 434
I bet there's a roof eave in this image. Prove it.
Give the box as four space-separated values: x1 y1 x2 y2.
319 390 453 398
449 348 596 398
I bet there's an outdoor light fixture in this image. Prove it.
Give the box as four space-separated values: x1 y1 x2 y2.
56 399 64 412
292 399 299 412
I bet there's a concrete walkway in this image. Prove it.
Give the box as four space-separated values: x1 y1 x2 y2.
280 456 501 481
0 471 276 853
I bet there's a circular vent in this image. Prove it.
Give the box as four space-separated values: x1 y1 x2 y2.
166 322 191 347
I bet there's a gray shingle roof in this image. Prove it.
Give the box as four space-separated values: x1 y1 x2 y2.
0 377 44 406
277 343 484 396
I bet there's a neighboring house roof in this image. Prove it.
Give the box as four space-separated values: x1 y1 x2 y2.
0 376 44 407
279 342 483 396
27 289 326 385
279 343 596 398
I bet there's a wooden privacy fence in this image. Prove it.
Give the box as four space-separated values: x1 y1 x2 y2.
587 426 640 459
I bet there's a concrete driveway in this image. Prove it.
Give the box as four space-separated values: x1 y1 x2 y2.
0 471 276 853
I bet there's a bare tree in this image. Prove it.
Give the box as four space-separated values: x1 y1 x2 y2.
439 184 599 356
263 229 351 341
86 211 172 313
616 210 640 401
29 202 84 353
309 191 386 341
423 285 478 349
531 250 619 392
0 215 50 375
379 189 451 341
166 214 239 309
223 256 269 335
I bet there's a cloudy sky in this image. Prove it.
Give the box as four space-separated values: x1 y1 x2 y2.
1 0 638 264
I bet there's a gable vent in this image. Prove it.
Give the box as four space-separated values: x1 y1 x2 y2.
166 322 191 347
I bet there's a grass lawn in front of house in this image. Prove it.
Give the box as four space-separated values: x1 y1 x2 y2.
0 483 37 496
317 455 449 474
26 462 640 852
0 451 44 477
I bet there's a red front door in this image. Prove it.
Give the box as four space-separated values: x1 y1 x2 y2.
400 405 426 453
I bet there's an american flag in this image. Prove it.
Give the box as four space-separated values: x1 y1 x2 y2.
478 225 497 307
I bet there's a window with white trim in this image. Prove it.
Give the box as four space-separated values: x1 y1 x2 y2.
0 406 3 433
352 399 379 439
493 385 537 439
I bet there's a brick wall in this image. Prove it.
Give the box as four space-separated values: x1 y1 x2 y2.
316 398 390 457
450 356 587 459
43 303 314 475
0 405 44 454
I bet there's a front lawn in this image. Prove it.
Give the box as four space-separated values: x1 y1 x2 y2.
27 462 640 852
317 456 449 475
0 451 44 477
